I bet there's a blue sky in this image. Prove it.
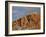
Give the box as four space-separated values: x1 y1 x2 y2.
12 6 40 21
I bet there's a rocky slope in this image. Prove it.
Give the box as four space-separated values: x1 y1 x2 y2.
12 13 40 30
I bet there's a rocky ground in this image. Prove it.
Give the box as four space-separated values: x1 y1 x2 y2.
12 13 40 30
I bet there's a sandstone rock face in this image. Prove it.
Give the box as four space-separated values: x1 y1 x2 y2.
12 13 40 30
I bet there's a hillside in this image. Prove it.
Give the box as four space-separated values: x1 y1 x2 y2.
12 13 40 30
